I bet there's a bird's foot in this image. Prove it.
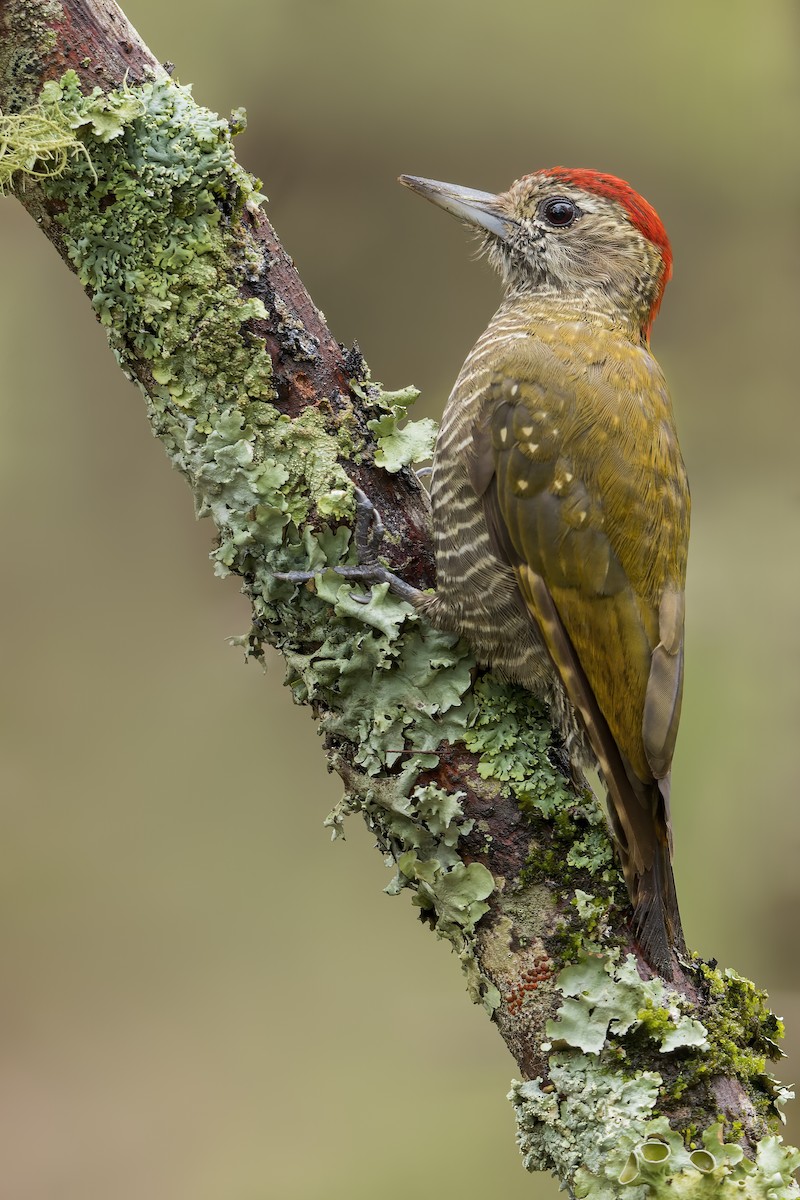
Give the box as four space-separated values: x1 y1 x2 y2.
274 487 422 606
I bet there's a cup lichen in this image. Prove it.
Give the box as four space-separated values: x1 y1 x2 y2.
511 953 798 1196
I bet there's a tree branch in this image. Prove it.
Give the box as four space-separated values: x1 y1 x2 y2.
1 1 797 1194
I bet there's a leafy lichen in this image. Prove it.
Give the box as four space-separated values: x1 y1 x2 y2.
511 952 798 1196
463 674 622 967
463 676 610 878
546 954 708 1058
12 69 492 996
511 1055 663 1196
361 382 438 473
464 676 569 801
604 1116 800 1198
462 672 797 1189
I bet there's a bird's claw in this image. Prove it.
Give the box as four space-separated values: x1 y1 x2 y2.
273 487 422 606
352 487 385 567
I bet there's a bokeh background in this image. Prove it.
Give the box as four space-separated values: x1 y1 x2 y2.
1 2 798 1197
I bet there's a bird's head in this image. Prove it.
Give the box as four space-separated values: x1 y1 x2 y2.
400 168 672 341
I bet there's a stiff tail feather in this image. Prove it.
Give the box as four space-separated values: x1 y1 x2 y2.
604 771 685 979
631 828 686 979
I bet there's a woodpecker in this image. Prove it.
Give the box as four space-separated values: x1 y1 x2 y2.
400 169 689 977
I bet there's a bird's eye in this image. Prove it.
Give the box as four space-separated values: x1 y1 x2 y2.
541 197 578 228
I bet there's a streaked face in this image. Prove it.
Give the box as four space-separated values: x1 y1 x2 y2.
400 168 671 336
486 173 667 327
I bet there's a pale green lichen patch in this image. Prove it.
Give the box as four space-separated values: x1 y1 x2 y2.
512 952 799 1195
0 66 140 191
463 676 578 824
50 77 146 142
360 382 438 473
393 783 494 943
546 954 708 1057
463 675 621 964
513 1059 800 1197
510 1055 663 1194
39 72 270 427
12 70 486 980
325 772 497 1009
282 582 474 774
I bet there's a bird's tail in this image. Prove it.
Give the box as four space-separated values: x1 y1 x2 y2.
630 817 686 978
604 771 685 979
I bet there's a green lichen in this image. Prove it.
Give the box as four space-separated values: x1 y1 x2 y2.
464 675 569 801
0 102 91 190
472 676 795 1189
546 954 708 1058
464 677 605 867
605 1117 800 1198
283 577 474 774
39 72 270 427
324 773 496 1009
0 0 62 115
359 382 438 473
19 70 489 994
463 674 621 962
50 76 146 141
393 782 495 1000
512 952 798 1195
514 1067 799 1197
658 960 790 1112
0 73 145 193
510 1055 663 1195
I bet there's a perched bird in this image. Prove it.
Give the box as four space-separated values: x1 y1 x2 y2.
400 168 689 976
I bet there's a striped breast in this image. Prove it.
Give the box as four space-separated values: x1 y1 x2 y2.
419 301 557 701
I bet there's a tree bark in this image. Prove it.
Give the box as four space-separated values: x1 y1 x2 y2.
1 2 797 1194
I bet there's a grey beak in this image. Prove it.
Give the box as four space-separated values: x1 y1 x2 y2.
398 175 512 239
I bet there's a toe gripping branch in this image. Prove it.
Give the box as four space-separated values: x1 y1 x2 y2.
274 487 422 606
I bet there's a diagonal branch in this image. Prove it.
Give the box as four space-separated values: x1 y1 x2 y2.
1 1 798 1194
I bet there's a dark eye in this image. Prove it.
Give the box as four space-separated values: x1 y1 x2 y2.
541 197 578 228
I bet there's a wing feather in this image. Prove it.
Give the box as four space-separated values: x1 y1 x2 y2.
470 340 688 800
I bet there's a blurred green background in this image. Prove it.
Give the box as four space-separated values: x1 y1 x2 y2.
1 1 798 1196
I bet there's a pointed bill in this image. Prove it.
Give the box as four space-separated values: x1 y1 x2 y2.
398 175 513 239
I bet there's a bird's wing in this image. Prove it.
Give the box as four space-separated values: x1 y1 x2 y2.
467 345 688 806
